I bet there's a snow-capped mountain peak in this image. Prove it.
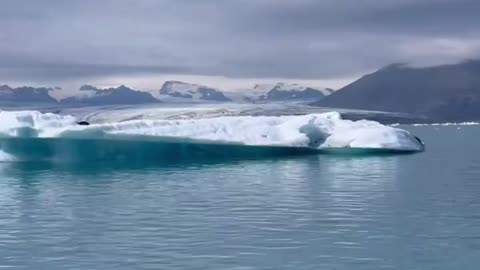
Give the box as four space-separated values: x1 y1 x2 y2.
159 81 231 102
160 81 202 97
245 82 331 102
61 85 159 105
0 85 57 103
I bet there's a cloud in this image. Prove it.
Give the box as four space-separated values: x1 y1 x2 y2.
0 0 479 86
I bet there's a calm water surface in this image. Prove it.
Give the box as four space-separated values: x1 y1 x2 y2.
0 126 480 269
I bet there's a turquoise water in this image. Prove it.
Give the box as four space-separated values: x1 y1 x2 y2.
0 126 479 269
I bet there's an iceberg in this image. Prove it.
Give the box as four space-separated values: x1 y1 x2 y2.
0 110 424 162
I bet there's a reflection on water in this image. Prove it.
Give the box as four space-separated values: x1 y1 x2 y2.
0 127 479 269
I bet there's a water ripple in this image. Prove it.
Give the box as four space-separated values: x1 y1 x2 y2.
0 127 480 269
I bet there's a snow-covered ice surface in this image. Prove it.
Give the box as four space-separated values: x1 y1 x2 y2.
0 109 424 155
49 103 406 123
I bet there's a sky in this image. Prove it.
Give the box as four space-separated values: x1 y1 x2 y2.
1 0 479 92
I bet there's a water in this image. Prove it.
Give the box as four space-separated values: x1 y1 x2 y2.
0 125 479 269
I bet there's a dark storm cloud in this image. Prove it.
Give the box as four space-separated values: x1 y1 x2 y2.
0 0 479 83
226 0 480 35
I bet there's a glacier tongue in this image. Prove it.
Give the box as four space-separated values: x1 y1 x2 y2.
0 110 424 151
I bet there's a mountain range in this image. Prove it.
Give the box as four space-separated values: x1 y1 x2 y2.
159 81 232 102
245 83 333 102
4 60 480 122
0 85 58 104
0 82 330 105
62 85 159 106
313 60 480 122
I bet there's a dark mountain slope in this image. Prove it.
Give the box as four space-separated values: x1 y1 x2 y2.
62 85 159 106
314 61 480 121
0 85 57 104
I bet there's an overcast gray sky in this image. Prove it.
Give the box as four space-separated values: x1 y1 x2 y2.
1 0 479 91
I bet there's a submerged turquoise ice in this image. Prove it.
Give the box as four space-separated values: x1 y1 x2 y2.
0 124 478 269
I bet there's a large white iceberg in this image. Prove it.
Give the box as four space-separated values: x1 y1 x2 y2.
0 110 424 152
